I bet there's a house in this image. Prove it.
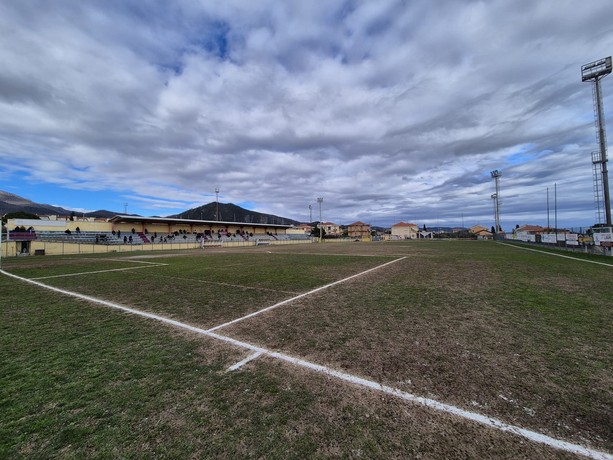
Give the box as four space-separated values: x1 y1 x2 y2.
287 223 313 235
347 221 371 239
322 221 341 237
391 222 419 239
469 225 493 239
514 224 544 242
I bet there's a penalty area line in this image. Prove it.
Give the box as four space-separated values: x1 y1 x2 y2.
206 256 406 333
1 269 611 460
32 263 168 280
227 351 264 372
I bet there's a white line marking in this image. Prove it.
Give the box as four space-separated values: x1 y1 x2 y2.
105 258 168 265
32 264 167 280
206 257 406 332
160 275 299 295
2 268 611 460
270 251 389 257
267 353 612 460
498 242 613 267
227 351 264 372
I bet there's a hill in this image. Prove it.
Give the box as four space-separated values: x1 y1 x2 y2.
1 191 300 225
0 191 125 219
0 190 74 217
171 202 300 225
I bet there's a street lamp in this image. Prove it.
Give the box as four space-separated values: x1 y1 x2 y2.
317 197 323 242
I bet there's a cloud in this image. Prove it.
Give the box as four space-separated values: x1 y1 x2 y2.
0 0 612 228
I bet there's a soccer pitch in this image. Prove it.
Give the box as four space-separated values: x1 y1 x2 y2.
1 241 611 459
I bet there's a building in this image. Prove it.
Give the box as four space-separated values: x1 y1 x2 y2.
347 221 371 239
2 215 308 257
322 221 341 237
468 225 493 239
287 223 313 235
513 224 545 242
391 222 419 239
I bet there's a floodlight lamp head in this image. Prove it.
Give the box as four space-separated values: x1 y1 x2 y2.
581 56 612 81
490 170 501 178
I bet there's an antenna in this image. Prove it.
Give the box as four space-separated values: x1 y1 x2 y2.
582 56 612 226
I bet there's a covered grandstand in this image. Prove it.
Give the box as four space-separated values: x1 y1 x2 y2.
2 215 312 257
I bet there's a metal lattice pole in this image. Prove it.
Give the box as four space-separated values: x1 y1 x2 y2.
582 57 612 226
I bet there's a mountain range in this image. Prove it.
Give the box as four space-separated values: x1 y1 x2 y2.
0 191 117 218
0 190 300 225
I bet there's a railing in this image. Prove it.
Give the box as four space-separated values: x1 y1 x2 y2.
8 231 37 241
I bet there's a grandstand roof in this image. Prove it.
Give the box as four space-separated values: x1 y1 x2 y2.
108 215 291 228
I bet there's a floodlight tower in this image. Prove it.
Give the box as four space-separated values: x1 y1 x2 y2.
309 204 312 222
491 193 498 231
490 170 502 233
582 56 612 226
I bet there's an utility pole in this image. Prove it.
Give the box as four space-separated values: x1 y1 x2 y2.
547 187 550 229
317 197 323 242
215 187 220 221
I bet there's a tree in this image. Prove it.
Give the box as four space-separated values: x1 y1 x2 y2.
311 225 326 238
2 212 40 223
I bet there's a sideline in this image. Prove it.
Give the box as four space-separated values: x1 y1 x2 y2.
1 269 611 460
206 256 406 332
498 242 613 267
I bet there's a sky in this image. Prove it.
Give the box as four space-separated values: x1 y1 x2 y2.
1 0 613 230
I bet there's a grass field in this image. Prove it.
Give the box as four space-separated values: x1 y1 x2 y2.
1 241 611 459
